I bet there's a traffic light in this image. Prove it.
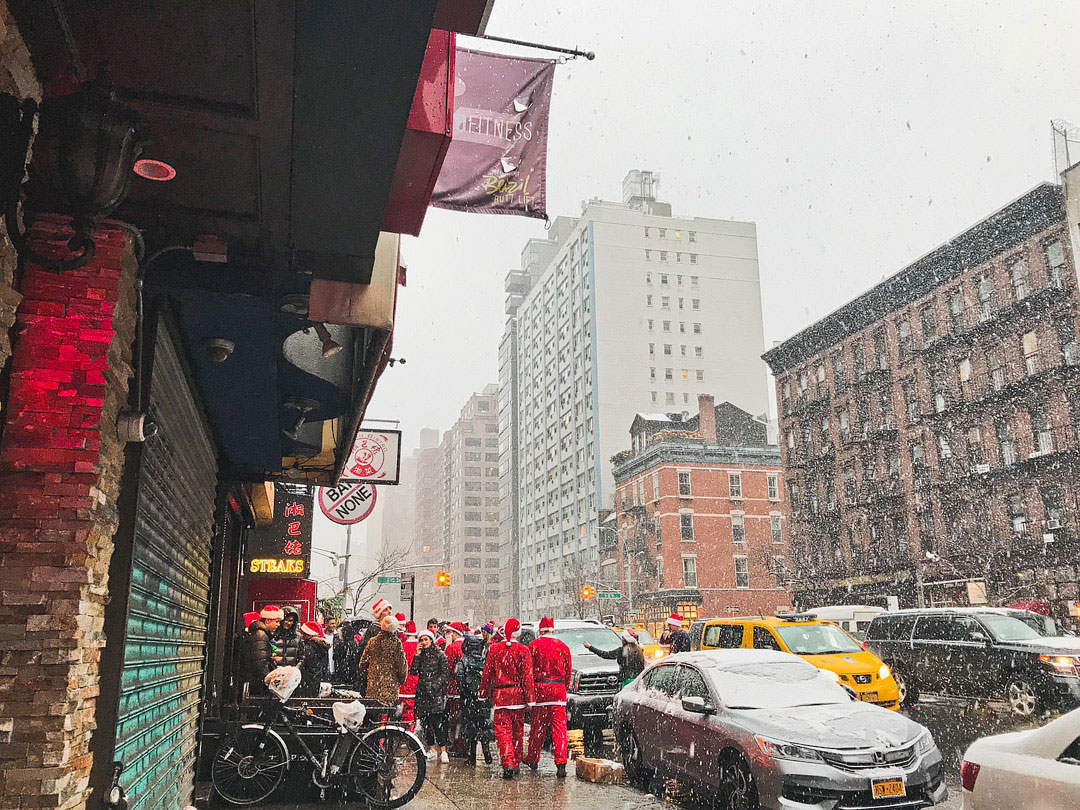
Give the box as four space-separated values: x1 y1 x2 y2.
581 584 595 600
436 571 450 587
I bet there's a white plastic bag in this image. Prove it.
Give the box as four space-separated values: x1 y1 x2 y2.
332 700 367 731
264 666 301 702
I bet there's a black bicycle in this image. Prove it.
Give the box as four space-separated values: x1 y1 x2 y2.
211 699 426 807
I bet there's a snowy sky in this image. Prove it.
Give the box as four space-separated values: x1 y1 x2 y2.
314 0 1080 567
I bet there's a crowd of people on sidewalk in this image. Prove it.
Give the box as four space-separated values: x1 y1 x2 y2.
237 600 677 780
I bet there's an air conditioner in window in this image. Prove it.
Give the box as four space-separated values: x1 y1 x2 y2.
972 463 991 474
1046 518 1063 530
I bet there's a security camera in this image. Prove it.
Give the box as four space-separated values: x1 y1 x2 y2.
203 338 234 363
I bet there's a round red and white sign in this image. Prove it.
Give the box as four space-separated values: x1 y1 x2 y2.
318 482 377 525
347 434 387 480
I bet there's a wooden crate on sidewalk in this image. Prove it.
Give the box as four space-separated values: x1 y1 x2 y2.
574 757 625 784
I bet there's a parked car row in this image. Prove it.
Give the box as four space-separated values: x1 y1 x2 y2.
864 608 1080 717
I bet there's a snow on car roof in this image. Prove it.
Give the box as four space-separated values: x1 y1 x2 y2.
666 649 804 668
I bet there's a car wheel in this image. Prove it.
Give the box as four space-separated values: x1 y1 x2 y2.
1005 678 1039 717
619 726 653 787
893 667 918 707
717 753 758 810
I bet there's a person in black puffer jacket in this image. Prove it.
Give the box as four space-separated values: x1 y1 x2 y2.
273 608 302 668
296 621 331 697
410 630 450 762
583 630 645 687
242 605 284 696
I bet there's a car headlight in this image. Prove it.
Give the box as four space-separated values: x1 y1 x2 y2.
878 663 891 680
653 649 665 658
1039 654 1080 671
756 736 824 762
914 731 936 756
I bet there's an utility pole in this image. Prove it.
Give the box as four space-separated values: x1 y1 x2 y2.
342 524 352 615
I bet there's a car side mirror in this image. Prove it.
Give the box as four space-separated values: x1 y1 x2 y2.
840 684 858 701
971 632 990 646
681 695 715 714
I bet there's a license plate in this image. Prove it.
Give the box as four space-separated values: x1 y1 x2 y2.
872 779 906 799
858 691 879 702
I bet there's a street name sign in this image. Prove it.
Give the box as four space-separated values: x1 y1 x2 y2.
598 591 622 599
377 575 401 584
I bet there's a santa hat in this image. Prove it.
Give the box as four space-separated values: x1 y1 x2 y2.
301 621 323 638
395 612 406 623
446 621 465 638
435 635 447 648
502 618 521 645
405 620 417 635
372 598 391 615
665 613 683 628
539 616 555 632
419 629 435 643
243 611 261 629
621 630 639 645
260 604 284 620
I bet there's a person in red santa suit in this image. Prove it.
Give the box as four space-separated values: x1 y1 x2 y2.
399 620 419 731
443 621 467 754
523 617 571 777
478 617 534 779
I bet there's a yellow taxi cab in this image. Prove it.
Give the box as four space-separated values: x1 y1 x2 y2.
689 614 900 710
612 625 668 661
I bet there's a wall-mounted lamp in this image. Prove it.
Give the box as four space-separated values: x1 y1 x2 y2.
387 357 407 367
312 322 342 358
1 81 148 272
282 397 320 442
203 338 234 363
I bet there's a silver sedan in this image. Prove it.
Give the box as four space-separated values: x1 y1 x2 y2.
612 649 948 810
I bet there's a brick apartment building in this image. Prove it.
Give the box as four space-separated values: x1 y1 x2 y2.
763 182 1080 621
610 395 791 636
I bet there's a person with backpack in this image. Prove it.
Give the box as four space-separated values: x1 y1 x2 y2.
456 633 494 765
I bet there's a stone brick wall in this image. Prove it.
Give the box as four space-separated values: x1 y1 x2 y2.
0 215 137 810
0 0 40 400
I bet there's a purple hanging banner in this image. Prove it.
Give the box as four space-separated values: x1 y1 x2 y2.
430 48 556 219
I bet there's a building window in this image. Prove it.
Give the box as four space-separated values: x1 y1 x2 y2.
659 228 667 238
688 231 696 243
1023 331 1040 375
690 254 697 264
653 472 660 500
1042 486 1064 529
898 320 912 361
1046 241 1067 288
680 322 686 333
661 296 670 309
920 305 936 344
644 227 649 238
728 472 742 498
649 342 655 355
832 352 845 386
681 345 687 356
1010 259 1029 301
646 294 652 307
694 346 703 358
1008 494 1027 534
692 299 700 310
660 251 668 261
815 363 826 383
666 392 675 405
678 471 692 496
680 512 694 541
650 367 656 381
664 344 672 355
731 513 746 543
696 370 704 381
873 329 887 369
651 391 657 403
853 342 865 378
967 426 984 466
1030 407 1054 454
734 556 750 589
996 418 1016 466
976 273 994 320
660 274 669 286
656 556 664 589
989 345 1006 390
958 357 972 382
645 249 651 261
838 409 850 440
949 288 964 332
665 368 673 381
767 474 779 500
770 514 783 543
663 320 671 332
682 556 698 588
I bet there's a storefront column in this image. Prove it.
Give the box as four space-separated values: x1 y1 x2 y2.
0 214 136 809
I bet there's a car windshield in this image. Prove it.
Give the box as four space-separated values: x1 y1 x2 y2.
979 614 1046 642
705 661 849 709
633 628 657 645
554 627 622 654
774 624 863 654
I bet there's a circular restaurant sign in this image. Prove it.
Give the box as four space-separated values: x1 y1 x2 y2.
318 482 378 525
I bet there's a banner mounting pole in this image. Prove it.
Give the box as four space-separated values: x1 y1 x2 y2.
463 33 595 61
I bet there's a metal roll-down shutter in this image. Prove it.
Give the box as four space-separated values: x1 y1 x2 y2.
114 318 218 810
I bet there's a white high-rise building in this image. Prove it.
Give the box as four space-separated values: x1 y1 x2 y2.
506 170 770 616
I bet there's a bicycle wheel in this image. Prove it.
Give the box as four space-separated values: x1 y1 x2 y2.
348 726 426 809
212 727 290 805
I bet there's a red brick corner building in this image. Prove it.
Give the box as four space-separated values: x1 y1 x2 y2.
610 394 791 636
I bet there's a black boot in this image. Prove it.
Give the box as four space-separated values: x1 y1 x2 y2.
526 761 538 772
556 764 567 778
467 741 477 765
503 767 514 779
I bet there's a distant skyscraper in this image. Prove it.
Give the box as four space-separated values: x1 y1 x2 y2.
503 170 770 616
